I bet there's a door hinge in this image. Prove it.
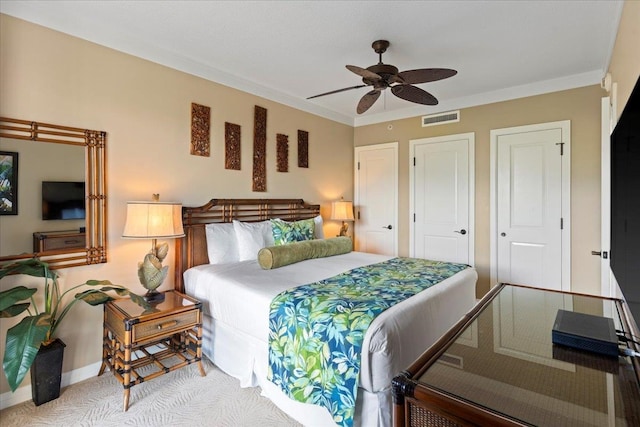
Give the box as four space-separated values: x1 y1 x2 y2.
413 157 416 166
413 213 416 222
357 211 360 220
560 217 563 229
556 142 565 155
357 161 360 170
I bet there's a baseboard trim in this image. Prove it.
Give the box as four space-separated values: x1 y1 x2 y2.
0 361 102 410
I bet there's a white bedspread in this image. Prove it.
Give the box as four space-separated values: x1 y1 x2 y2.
185 252 390 340
184 252 477 395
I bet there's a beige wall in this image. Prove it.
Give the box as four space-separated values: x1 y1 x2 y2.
607 0 640 117
0 15 353 394
355 85 605 298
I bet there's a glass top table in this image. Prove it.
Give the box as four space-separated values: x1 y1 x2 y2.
110 290 199 320
395 284 640 427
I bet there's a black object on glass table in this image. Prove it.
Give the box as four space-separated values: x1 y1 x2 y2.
552 309 619 358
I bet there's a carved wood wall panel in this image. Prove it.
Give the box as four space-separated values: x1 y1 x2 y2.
225 122 241 170
298 129 309 168
191 103 210 157
253 106 267 191
276 133 288 172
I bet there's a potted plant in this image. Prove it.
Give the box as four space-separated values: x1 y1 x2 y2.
0 258 149 405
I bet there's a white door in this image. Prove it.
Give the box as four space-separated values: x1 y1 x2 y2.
491 121 570 291
410 133 474 265
354 143 398 256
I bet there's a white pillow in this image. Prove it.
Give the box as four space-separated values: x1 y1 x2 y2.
313 215 325 239
205 223 239 264
233 220 274 261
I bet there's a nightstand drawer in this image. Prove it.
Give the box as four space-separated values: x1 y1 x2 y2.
131 310 198 343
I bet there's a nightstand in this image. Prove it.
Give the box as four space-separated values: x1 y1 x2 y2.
98 290 205 411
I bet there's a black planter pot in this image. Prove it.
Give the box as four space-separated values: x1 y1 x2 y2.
30 338 66 406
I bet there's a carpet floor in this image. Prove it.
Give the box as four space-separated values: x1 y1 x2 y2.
0 357 302 427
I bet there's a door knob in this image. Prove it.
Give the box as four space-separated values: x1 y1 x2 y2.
454 229 467 235
382 225 392 230
501 232 506 237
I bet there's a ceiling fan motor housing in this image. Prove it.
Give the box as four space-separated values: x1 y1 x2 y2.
365 64 399 87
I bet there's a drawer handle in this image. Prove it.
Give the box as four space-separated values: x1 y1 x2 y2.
157 320 178 330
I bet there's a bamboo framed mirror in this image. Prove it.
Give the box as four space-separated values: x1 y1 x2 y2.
0 117 107 269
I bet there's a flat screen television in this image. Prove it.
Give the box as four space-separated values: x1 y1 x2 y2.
42 181 86 220
610 75 640 329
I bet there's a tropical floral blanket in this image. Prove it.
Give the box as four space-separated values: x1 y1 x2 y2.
267 257 469 427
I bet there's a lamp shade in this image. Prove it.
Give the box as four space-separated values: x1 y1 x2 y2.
331 200 355 221
122 202 185 239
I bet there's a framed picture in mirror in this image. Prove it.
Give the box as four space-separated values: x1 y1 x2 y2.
0 150 18 215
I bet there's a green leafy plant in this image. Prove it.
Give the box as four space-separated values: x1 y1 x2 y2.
0 258 149 392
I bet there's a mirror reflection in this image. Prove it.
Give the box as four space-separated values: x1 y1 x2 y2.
0 117 107 269
0 138 85 256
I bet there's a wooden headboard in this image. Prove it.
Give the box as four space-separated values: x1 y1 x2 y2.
174 198 320 292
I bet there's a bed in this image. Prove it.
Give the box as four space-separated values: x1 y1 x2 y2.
174 199 478 427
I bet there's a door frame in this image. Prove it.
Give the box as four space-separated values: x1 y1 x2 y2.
409 132 475 266
354 142 398 256
601 96 612 297
601 84 618 298
489 121 571 291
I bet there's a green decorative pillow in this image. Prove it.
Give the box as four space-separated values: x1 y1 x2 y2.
270 218 315 245
258 236 352 269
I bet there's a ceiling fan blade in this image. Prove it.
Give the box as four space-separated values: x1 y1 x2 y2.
307 84 368 100
346 65 382 81
397 68 457 84
357 90 381 114
391 84 438 105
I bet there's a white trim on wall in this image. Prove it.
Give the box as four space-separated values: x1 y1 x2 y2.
601 83 619 298
0 361 102 410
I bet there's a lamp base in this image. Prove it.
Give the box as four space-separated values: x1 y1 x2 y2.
143 290 165 303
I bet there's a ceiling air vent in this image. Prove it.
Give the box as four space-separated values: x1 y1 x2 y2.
421 110 460 127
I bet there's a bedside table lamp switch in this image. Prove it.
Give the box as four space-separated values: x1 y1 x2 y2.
122 194 185 302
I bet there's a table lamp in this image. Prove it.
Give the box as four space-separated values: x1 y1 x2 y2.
331 198 355 237
122 194 184 302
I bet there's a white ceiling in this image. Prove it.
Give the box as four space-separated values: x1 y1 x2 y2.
0 1 623 126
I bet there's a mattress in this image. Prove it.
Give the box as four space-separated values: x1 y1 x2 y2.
184 252 477 425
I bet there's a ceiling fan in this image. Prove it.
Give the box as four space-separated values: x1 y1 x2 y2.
307 40 457 114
